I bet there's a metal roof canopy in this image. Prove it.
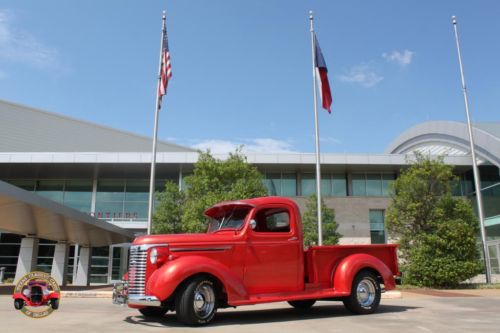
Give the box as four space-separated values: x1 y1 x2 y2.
0 181 134 246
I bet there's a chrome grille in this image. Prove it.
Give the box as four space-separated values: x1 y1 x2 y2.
128 245 147 296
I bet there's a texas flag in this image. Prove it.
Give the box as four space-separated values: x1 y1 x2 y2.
314 34 332 113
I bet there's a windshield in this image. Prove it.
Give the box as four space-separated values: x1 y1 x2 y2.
207 207 250 233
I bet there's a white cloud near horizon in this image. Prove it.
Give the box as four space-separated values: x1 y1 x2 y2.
338 64 383 88
382 49 414 67
0 10 62 72
190 138 297 154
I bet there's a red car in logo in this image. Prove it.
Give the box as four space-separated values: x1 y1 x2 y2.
13 280 60 310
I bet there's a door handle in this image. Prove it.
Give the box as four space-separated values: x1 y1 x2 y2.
288 236 298 241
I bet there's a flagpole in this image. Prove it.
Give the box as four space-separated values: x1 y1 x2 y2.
309 10 323 246
147 11 167 235
452 16 492 283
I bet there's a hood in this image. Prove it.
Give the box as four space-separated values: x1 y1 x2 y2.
133 231 241 246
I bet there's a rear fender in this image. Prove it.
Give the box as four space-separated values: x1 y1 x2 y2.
332 253 395 294
146 255 248 304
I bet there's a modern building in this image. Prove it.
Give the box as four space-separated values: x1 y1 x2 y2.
0 100 498 284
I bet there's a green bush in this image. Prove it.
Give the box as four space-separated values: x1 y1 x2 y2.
387 153 482 288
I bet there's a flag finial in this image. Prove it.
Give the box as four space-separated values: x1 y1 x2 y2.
309 10 314 20
452 16 457 25
162 10 166 19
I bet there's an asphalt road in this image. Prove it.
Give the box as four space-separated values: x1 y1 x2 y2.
1 291 500 333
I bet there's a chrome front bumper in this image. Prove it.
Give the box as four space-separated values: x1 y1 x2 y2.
112 281 161 307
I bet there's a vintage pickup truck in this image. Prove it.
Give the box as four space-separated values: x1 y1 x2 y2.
113 196 400 326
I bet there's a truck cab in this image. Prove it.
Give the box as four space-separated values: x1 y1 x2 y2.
113 196 400 326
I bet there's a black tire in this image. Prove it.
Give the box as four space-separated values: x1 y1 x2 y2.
139 306 168 317
51 298 59 310
175 277 218 326
288 300 316 310
14 298 24 310
343 270 381 314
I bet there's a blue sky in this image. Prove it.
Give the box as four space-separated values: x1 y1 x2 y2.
0 1 498 154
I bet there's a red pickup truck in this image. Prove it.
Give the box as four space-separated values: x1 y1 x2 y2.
113 196 400 326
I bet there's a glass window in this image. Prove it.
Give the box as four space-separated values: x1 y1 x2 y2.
300 174 316 196
370 210 385 244
8 180 36 191
332 174 347 196
264 173 281 196
281 173 297 197
91 246 109 284
64 180 92 213
381 174 395 197
253 209 290 233
96 179 125 201
352 174 366 196
96 180 125 219
125 180 149 201
366 174 382 196
36 180 64 203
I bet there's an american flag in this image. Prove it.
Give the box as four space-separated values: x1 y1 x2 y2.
159 23 172 97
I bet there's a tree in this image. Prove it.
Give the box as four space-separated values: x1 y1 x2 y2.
386 153 482 287
153 149 268 233
301 194 342 247
152 181 185 234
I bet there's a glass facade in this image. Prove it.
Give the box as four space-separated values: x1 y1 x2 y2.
0 233 21 280
264 173 297 196
36 239 56 273
91 246 109 284
301 173 347 197
352 173 395 197
370 210 386 244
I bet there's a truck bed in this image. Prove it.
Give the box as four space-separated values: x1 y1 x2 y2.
305 244 399 287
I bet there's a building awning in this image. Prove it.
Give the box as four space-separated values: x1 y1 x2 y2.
0 181 135 246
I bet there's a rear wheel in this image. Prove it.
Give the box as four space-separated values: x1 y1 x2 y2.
343 270 381 314
175 277 218 326
14 298 24 310
139 307 168 317
288 300 316 310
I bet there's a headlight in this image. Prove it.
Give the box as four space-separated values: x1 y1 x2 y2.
149 247 158 265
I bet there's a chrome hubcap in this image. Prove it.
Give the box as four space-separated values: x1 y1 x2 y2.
356 279 376 307
193 283 215 319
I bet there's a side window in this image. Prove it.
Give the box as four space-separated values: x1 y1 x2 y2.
254 208 290 233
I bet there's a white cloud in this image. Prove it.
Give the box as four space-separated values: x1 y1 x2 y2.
190 138 297 154
382 49 414 67
320 136 342 145
0 10 61 70
338 64 383 88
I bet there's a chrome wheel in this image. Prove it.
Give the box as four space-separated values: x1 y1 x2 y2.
356 278 376 308
192 282 215 320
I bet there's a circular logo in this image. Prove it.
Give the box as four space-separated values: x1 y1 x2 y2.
12 271 61 319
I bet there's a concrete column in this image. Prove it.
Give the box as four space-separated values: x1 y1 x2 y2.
51 242 69 286
74 246 91 286
14 236 39 283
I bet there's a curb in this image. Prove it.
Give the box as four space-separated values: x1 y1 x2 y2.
382 290 401 299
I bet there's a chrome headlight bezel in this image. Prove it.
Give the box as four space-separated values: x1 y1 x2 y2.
149 247 158 265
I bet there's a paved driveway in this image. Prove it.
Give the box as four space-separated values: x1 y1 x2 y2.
1 292 499 332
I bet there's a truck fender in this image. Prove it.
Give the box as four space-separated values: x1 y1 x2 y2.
146 255 248 303
332 253 395 294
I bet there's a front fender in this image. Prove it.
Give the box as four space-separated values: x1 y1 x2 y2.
146 255 248 304
333 253 395 294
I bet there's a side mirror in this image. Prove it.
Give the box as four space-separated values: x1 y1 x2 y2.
249 219 257 230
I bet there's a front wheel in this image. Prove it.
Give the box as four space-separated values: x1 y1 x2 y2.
50 298 59 310
14 298 24 310
139 307 168 317
288 300 316 310
343 270 381 314
175 278 218 326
